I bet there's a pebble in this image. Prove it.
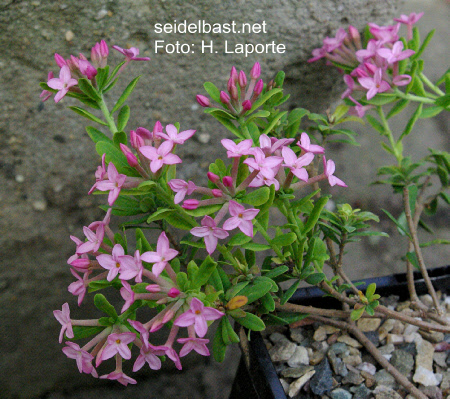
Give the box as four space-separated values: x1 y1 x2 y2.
386 333 404 345
419 385 444 399
197 133 211 143
310 357 333 396
96 9 109 20
374 385 403 399
65 30 74 41
342 369 364 385
279 378 289 394
420 331 445 343
360 370 376 388
288 370 315 397
328 350 348 377
309 350 325 365
440 370 450 391
32 200 47 211
377 343 395 356
416 339 435 371
337 335 362 348
15 174 24 183
390 349 414 375
281 365 314 379
404 323 420 336
357 318 381 332
374 369 397 389
313 325 328 341
413 365 439 386
330 342 349 356
269 340 297 362
329 387 352 399
342 354 362 367
287 345 309 367
357 362 377 375
350 383 373 399
434 352 448 368
270 332 289 344
290 328 305 343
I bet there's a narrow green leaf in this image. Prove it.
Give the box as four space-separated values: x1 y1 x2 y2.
419 239 450 248
420 106 444 119
95 141 141 176
241 187 270 206
192 256 217 289
265 312 309 326
386 99 410 119
260 292 275 312
238 280 273 304
94 294 118 318
280 279 300 305
412 29 435 60
302 196 329 235
382 209 410 237
399 103 423 141
227 232 253 247
71 326 105 340
203 82 221 103
240 242 271 251
305 272 326 285
225 281 250 301
365 283 376 301
77 78 101 101
209 114 244 139
69 106 107 126
96 66 109 90
223 317 240 343
113 130 127 147
264 265 289 279
366 115 385 134
350 306 365 321
117 105 131 131
364 94 397 106
165 212 196 230
261 111 288 135
249 88 282 112
147 208 175 224
86 126 112 144
111 76 141 114
271 232 297 247
212 321 227 362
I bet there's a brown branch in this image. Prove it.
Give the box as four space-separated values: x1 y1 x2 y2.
403 186 443 316
308 315 428 399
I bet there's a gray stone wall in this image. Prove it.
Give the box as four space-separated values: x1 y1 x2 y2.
1 1 448 398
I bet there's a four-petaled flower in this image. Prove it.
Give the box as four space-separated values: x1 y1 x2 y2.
133 344 167 372
62 342 98 377
140 141 182 173
96 243 126 281
377 41 415 64
53 302 74 343
140 232 179 277
99 332 136 364
174 297 224 338
190 216 229 254
94 162 127 206
47 65 78 103
323 156 347 187
358 68 391 100
221 138 253 158
223 201 259 238
282 147 314 182
100 371 137 386
112 45 151 62
297 132 325 154
168 179 197 204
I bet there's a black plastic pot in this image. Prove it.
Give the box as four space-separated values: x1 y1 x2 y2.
229 265 450 399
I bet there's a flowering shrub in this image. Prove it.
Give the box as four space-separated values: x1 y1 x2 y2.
42 12 449 397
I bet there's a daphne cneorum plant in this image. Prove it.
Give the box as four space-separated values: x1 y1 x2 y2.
43 12 448 398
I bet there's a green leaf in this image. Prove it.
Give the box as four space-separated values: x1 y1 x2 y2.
94 294 118 319
212 321 227 362
208 113 244 139
238 280 273 304
366 115 385 134
364 93 397 105
191 256 217 289
261 111 288 135
77 78 101 101
136 228 152 252
96 66 109 90
240 242 271 251
412 29 435 60
265 312 309 326
241 187 270 206
399 103 423 141
302 196 329 235
96 141 140 176
260 292 275 312
71 326 105 340
203 108 237 120
223 317 240 343
147 208 175 224
165 212 196 230
225 281 250 301
420 239 450 248
264 265 289 279
69 106 108 126
117 105 130 131
233 312 265 331
227 232 253 247
111 76 141 114
350 306 365 321
386 99 410 119
382 209 410 238
86 126 112 144
305 272 326 285
249 88 283 112
176 272 188 291
435 94 450 108
365 283 376 301
184 204 222 217
280 279 300 305
203 82 221 103
113 130 127 147
271 232 297 247
208 268 224 293
420 106 444 119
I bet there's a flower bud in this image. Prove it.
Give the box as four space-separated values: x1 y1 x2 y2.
348 26 362 49
182 199 199 210
146 284 161 293
230 66 238 83
196 94 210 107
120 143 139 167
242 100 252 111
136 127 152 141
364 62 377 75
220 90 230 104
250 62 261 80
130 130 145 149
150 320 164 332
212 189 223 198
254 79 264 95
238 70 247 89
153 121 163 139
91 40 109 68
79 59 97 80
207 172 220 183
54 53 66 68
162 309 175 324
222 176 233 187
167 287 181 298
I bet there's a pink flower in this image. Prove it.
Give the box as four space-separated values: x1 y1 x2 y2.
221 138 253 158
112 45 151 62
96 244 126 281
323 156 347 187
355 40 382 63
282 147 314 182
190 216 229 254
53 303 74 343
196 95 210 107
68 269 88 306
99 332 136 363
157 124 196 145
222 201 259 237
77 224 105 254
168 179 197 204
40 71 54 101
258 134 294 155
165 347 182 370
94 162 127 206
394 12 424 26
100 371 137 386
120 280 135 313
118 250 144 282
296 133 325 154
174 297 224 338
133 344 167 372
47 65 78 103
358 68 391 100
62 342 98 377
177 337 210 357
323 28 347 52
377 41 415 64
368 23 400 44
128 319 150 349
140 141 182 173
244 148 283 180
91 40 109 68
140 232 178 277
78 59 97 80
88 154 107 194
392 74 412 87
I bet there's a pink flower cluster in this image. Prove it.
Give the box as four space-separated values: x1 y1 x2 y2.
40 41 150 103
57 226 224 384
168 132 345 254
196 62 264 117
309 13 422 115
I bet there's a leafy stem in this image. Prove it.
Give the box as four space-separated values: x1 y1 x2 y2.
377 106 402 164
418 72 445 96
99 95 118 135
